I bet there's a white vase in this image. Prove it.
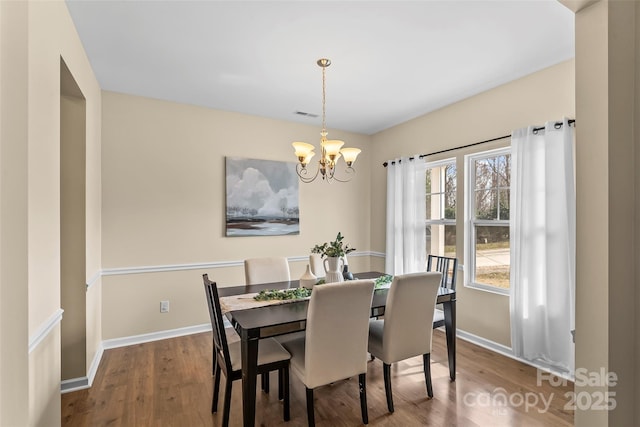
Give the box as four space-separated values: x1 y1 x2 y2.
323 256 344 283
299 264 317 288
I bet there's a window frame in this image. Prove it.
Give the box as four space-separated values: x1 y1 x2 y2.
425 158 457 259
464 147 511 295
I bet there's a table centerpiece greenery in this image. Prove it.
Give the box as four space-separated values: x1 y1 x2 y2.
311 232 356 258
253 287 313 301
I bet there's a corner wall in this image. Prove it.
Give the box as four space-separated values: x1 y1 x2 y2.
0 0 102 424
370 60 575 347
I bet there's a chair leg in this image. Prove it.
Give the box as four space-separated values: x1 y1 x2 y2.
262 372 270 393
278 368 284 400
222 377 233 427
212 363 221 413
283 367 290 421
358 373 369 425
383 363 394 413
423 353 433 398
305 387 315 427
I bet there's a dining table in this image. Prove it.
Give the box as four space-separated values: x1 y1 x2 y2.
217 271 457 427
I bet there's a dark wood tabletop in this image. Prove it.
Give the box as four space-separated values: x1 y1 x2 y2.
219 271 456 427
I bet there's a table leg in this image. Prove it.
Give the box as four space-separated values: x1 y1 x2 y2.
240 331 259 427
443 298 456 381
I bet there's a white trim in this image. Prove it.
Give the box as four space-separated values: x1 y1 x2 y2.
100 252 382 277
102 323 211 350
102 260 244 276
86 271 101 290
456 328 573 383
28 308 64 354
87 342 104 387
60 377 89 394
60 341 105 393
368 251 385 258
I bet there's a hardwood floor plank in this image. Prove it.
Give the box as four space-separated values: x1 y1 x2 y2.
61 330 574 426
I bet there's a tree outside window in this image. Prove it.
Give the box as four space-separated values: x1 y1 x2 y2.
426 159 456 261
466 148 511 292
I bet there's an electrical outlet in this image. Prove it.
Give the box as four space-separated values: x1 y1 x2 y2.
160 300 170 313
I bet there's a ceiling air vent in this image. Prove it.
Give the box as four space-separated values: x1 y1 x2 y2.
294 111 318 118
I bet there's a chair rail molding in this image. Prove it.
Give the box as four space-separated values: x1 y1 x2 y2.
100 252 380 277
28 308 64 354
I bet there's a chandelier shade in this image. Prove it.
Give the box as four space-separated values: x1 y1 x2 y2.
292 58 361 183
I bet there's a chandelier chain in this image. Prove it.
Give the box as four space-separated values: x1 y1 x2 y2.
321 64 327 133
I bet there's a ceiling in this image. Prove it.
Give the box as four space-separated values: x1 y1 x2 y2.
65 0 575 135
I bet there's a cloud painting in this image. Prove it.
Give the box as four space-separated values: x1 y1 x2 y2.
225 157 299 236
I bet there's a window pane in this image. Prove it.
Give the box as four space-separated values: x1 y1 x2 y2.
445 164 456 193
497 155 511 187
426 224 456 259
499 188 510 220
426 193 443 220
444 224 456 258
475 189 497 220
444 191 456 219
474 225 510 289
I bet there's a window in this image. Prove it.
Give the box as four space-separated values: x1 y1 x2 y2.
426 159 456 260
465 148 511 293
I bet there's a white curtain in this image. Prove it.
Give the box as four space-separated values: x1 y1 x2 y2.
385 157 426 275
510 118 575 375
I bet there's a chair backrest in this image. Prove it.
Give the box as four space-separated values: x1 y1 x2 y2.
381 272 442 363
309 253 325 278
303 279 375 389
203 274 233 373
244 256 291 285
427 255 458 290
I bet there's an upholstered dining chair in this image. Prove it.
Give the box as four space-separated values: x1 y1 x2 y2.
202 274 291 427
281 279 375 426
368 271 442 413
244 256 291 285
244 256 303 354
427 255 458 329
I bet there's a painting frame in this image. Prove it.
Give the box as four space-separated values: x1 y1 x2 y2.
225 157 300 237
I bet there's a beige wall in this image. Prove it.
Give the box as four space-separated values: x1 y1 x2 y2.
370 60 575 347
1 0 102 425
0 1 30 425
573 0 639 425
101 91 371 339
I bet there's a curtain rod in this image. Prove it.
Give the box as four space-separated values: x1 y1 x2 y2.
382 119 575 167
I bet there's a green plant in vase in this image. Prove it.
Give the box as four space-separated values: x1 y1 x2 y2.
311 232 356 258
311 233 356 282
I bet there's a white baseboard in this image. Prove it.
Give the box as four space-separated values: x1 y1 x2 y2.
61 324 212 393
455 329 573 382
102 323 212 350
60 341 105 394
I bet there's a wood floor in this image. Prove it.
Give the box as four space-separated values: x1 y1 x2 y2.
62 330 574 426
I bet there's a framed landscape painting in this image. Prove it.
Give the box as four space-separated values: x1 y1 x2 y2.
225 157 300 236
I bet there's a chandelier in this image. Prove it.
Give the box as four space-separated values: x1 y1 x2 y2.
292 58 361 183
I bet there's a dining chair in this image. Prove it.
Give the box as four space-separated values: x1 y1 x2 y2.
244 256 304 360
281 279 375 426
427 255 458 329
368 271 442 413
202 274 291 427
244 256 291 285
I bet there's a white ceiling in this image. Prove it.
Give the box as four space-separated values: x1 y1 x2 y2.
65 0 575 135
